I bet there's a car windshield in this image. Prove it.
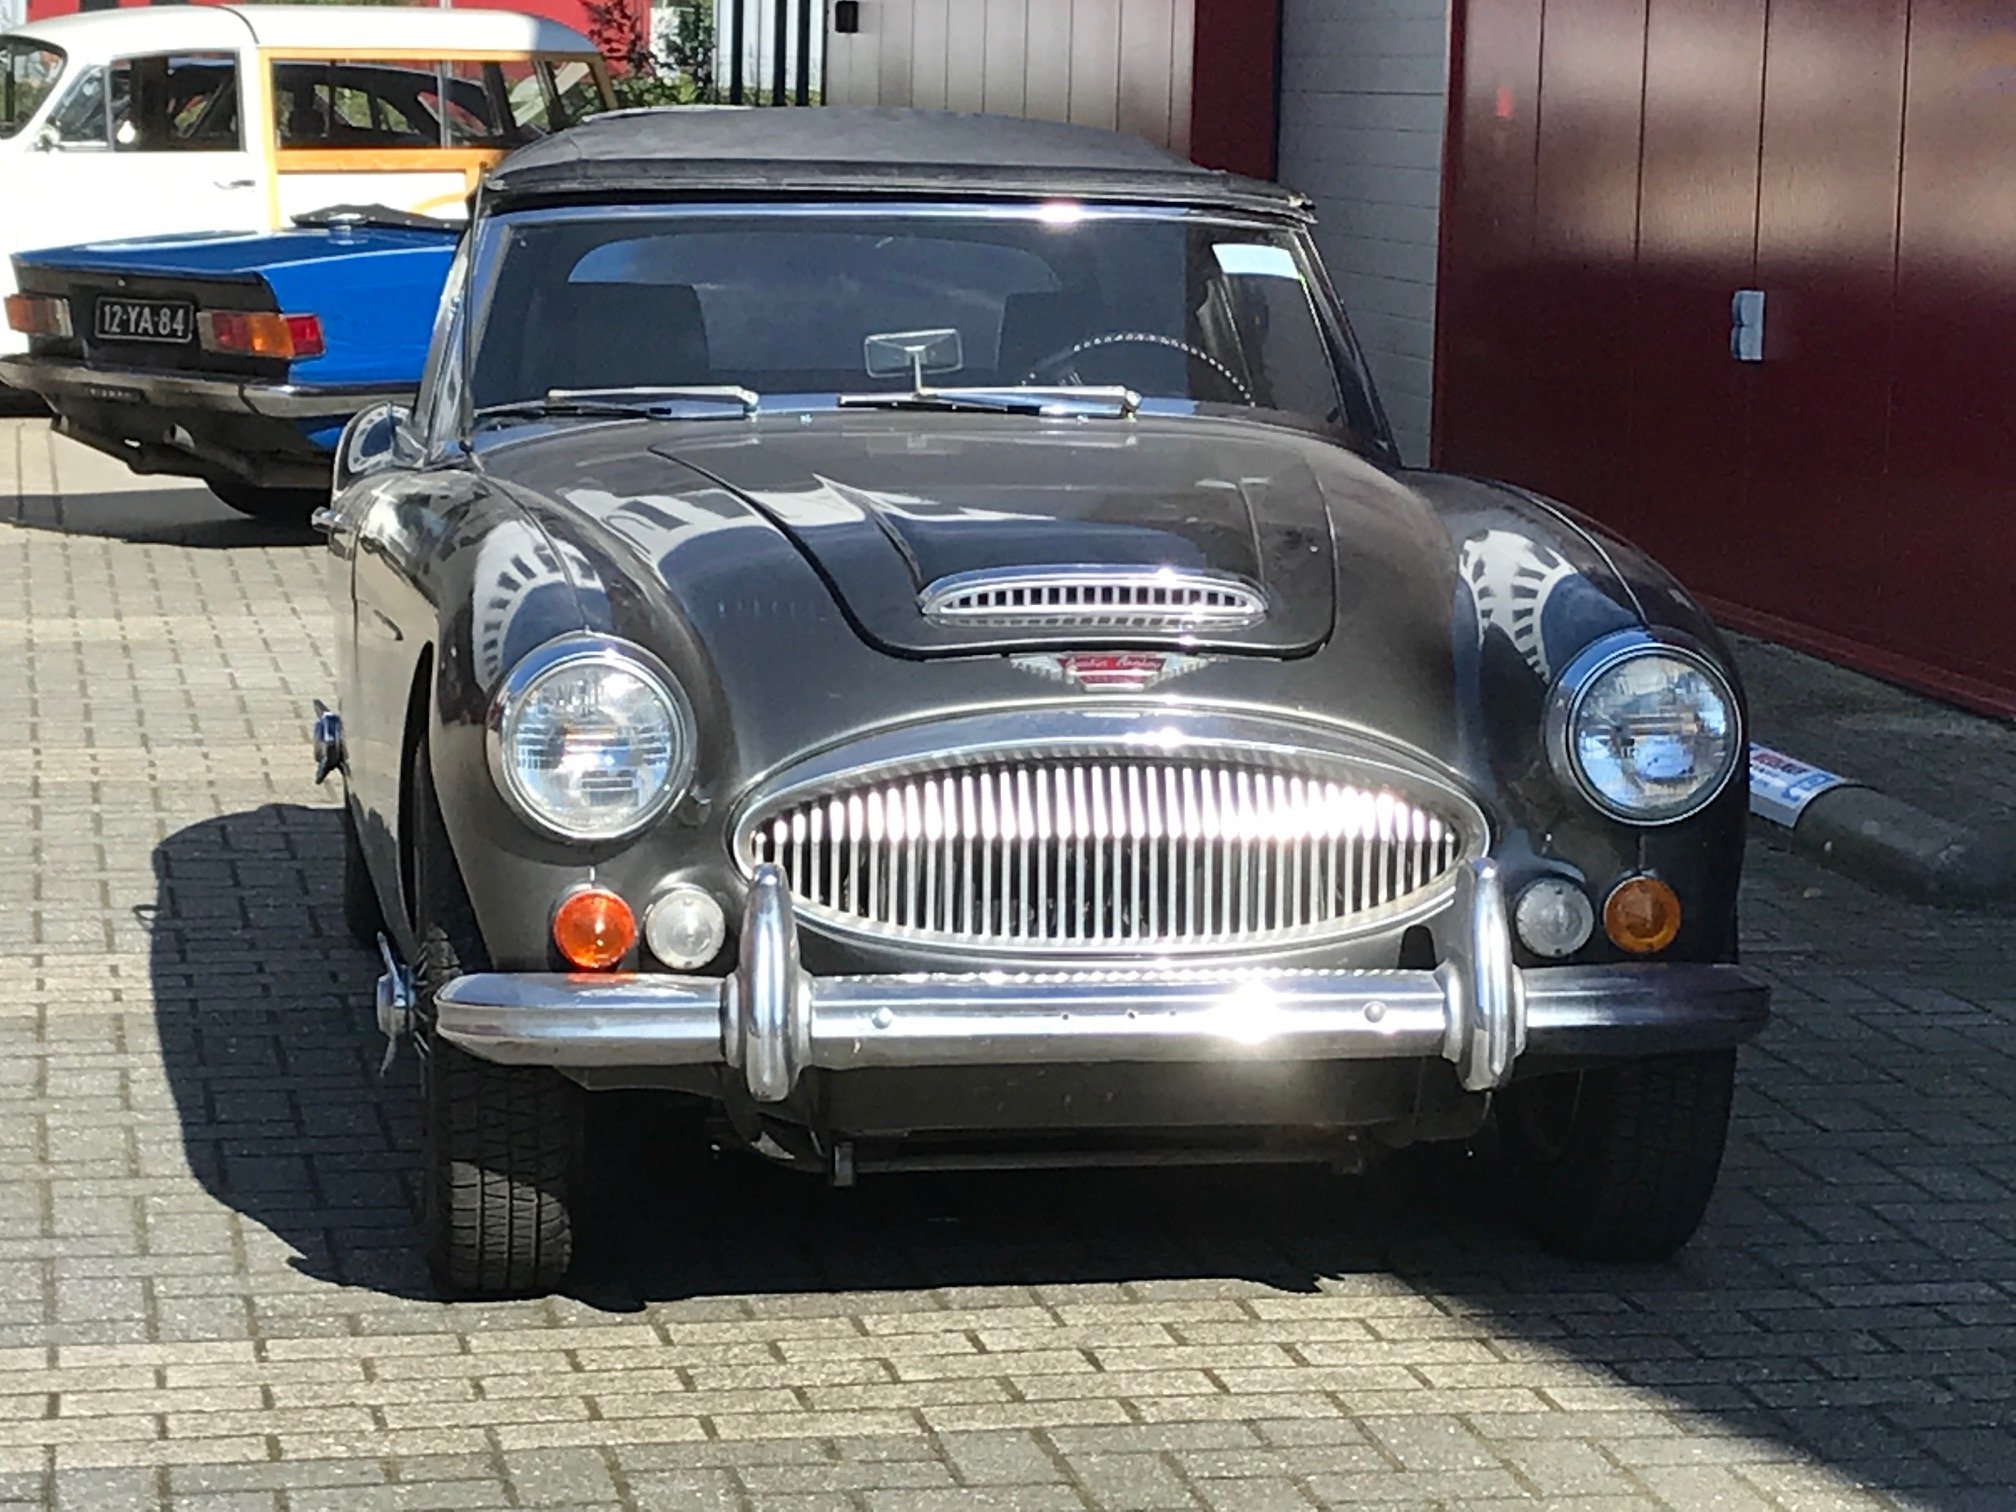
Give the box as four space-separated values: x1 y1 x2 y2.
0 38 64 138
468 205 1375 438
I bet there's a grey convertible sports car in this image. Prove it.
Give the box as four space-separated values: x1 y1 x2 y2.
318 108 1768 1296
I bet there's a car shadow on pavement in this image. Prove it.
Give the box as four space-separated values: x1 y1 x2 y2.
5 485 319 548
152 803 2013 1508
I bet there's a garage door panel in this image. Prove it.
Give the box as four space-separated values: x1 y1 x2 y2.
1739 0 1909 639
1883 0 2016 696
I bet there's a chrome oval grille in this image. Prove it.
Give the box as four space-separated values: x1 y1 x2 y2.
744 756 1470 952
919 567 1266 629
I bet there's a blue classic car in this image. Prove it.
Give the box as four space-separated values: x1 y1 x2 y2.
1 209 456 521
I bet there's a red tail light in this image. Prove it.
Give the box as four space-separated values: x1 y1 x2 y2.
197 311 324 360
4 293 73 339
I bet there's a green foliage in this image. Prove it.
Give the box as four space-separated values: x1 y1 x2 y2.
589 0 721 108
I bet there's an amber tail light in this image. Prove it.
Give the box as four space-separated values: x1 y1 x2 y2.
197 311 325 360
4 293 73 339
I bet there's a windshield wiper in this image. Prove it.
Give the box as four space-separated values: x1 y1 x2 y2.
837 385 1141 418
473 386 760 428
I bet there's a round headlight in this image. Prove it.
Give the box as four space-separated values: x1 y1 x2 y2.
1549 634 1740 824
487 638 695 841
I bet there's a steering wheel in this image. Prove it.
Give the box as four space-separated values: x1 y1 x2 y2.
1021 331 1255 405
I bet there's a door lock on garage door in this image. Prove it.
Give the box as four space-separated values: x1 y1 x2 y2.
1731 289 1766 363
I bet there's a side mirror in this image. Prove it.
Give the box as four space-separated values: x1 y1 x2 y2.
32 126 59 153
334 401 415 492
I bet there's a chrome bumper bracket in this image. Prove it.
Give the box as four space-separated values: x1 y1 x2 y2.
434 860 1767 1103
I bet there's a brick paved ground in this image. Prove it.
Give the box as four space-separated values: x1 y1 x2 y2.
2 416 2014 1511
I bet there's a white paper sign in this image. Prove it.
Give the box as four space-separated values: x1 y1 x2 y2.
1748 744 1852 827
1212 244 1304 281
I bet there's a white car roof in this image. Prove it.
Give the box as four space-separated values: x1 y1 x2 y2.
8 6 596 57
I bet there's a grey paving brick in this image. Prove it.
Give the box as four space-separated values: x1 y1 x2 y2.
936 1429 1066 1485
1057 1451 1197 1510
617 1469 742 1511
499 1447 619 1506
1185 1480 1317 1512
53 1466 155 1511
864 1491 1086 1512
1301 1468 1531 1502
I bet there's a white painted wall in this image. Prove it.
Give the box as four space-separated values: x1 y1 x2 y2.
825 0 1195 155
0 0 25 32
1277 0 1450 465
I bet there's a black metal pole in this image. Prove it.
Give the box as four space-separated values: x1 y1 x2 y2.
771 0 788 105
794 0 812 104
730 0 745 104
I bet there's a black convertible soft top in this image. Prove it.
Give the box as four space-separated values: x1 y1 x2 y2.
481 107 1308 219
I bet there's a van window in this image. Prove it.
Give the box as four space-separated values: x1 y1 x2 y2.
1 38 63 138
546 59 603 129
109 53 241 151
44 62 106 144
273 56 606 150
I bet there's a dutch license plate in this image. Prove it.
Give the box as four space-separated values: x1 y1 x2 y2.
94 297 196 345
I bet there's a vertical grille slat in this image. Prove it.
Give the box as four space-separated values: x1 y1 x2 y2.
748 756 1470 950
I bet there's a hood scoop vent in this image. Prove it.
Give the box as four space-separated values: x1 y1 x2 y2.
920 566 1267 631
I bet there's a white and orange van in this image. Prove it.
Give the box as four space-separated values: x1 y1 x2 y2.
0 4 612 357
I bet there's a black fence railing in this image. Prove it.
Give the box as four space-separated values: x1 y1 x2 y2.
607 0 825 109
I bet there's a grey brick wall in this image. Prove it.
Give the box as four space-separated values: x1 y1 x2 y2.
1277 0 1451 466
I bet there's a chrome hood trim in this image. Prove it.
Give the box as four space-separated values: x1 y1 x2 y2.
919 564 1267 631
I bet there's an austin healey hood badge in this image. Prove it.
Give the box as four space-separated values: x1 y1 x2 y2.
1010 651 1214 692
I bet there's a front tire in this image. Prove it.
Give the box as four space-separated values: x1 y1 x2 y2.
206 477 324 525
1496 1049 1736 1262
412 737 581 1297
341 801 383 946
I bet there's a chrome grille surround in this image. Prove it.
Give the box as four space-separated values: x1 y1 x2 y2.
919 566 1267 630
734 711 1487 958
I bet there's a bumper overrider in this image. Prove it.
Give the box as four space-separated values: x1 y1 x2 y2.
433 859 1769 1102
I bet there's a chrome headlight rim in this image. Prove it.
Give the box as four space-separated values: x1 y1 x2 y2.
484 632 697 843
1544 628 1742 827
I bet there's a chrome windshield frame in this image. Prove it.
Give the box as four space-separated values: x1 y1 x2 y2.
455 199 1393 455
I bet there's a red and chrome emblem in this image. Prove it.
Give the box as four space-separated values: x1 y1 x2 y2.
1010 651 1211 692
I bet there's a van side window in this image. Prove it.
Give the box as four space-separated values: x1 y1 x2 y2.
109 53 241 151
0 39 65 138
45 65 109 145
543 59 605 127
271 57 606 150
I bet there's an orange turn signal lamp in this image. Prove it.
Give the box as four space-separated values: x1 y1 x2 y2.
4 293 72 339
1604 876 1682 955
552 887 636 970
198 310 325 361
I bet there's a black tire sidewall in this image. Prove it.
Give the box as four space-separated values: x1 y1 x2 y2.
205 478 325 524
1498 1048 1737 1263
409 731 580 1296
340 798 384 946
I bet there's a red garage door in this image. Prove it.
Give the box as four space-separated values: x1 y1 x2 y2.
1436 0 2016 716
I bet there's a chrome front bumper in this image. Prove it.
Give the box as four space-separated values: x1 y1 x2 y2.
0 354 410 419
434 861 1769 1103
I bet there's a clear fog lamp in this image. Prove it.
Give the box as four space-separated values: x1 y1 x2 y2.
644 884 727 970
1515 878 1595 959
